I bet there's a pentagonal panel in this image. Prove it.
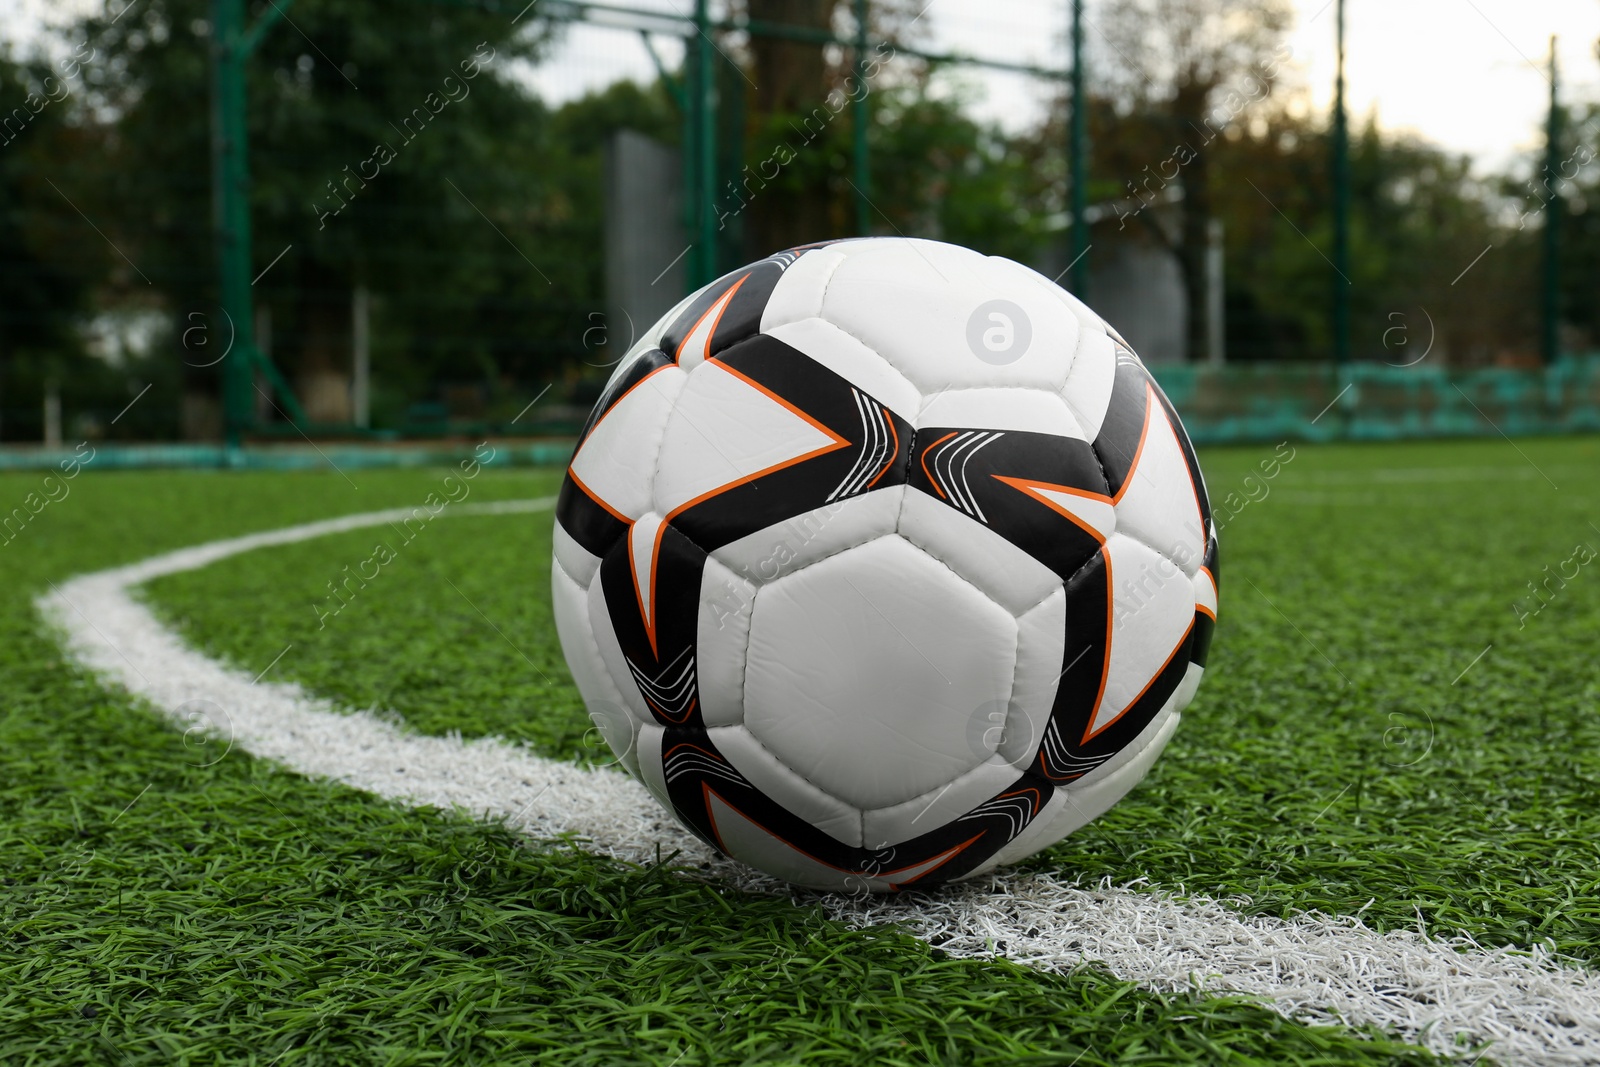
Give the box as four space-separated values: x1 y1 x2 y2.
743 535 1018 810
815 238 1082 395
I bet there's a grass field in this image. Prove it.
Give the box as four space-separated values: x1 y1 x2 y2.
6 436 1600 1064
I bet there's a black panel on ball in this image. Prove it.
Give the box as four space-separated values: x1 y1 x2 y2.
906 426 1109 582
598 521 710 729
655 720 1059 889
660 254 788 362
668 334 913 553
1092 349 1154 499
556 348 676 561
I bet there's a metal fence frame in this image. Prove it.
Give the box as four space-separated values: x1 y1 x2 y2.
206 0 1091 446
204 0 1572 448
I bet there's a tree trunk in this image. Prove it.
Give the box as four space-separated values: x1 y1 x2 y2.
1173 82 1212 363
746 0 837 254
293 261 353 424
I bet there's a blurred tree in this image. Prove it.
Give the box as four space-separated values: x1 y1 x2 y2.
745 0 834 252
66 0 590 431
0 49 123 441
1099 0 1292 362
729 70 1059 266
1209 107 1510 364
1535 102 1598 353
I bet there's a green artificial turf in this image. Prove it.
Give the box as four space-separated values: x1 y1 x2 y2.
141 438 1600 965
0 465 1454 1066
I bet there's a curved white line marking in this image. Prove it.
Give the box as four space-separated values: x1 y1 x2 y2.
36 499 1600 1065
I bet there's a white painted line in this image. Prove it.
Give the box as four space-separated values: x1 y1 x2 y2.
37 500 1600 1065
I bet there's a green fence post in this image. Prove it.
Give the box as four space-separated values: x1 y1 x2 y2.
1542 36 1561 367
1068 0 1088 298
1331 0 1349 374
693 0 717 287
852 0 870 236
210 0 257 448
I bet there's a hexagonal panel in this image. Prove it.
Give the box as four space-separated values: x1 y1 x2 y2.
897 489 1064 617
742 534 1018 810
918 387 1088 440
815 238 1082 395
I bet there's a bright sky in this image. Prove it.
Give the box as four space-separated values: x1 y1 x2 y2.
4 0 1597 173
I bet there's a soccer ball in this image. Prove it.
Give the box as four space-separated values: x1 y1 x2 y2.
551 238 1218 892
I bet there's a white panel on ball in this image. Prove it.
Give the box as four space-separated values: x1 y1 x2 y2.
1059 329 1119 441
653 359 845 518
1193 567 1218 619
703 789 973 892
817 238 1080 394
568 366 687 523
634 724 672 812
1112 386 1207 577
896 489 1063 617
1003 586 1068 767
918 387 1088 441
758 244 849 330
551 521 600 591
695 555 756 728
861 756 1025 850
1093 534 1196 741
709 725 863 846
742 535 1017 810
763 318 921 423
552 556 641 777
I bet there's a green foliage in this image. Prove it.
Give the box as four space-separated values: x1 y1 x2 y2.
1533 102 1599 349
0 50 133 440
2 0 1586 438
